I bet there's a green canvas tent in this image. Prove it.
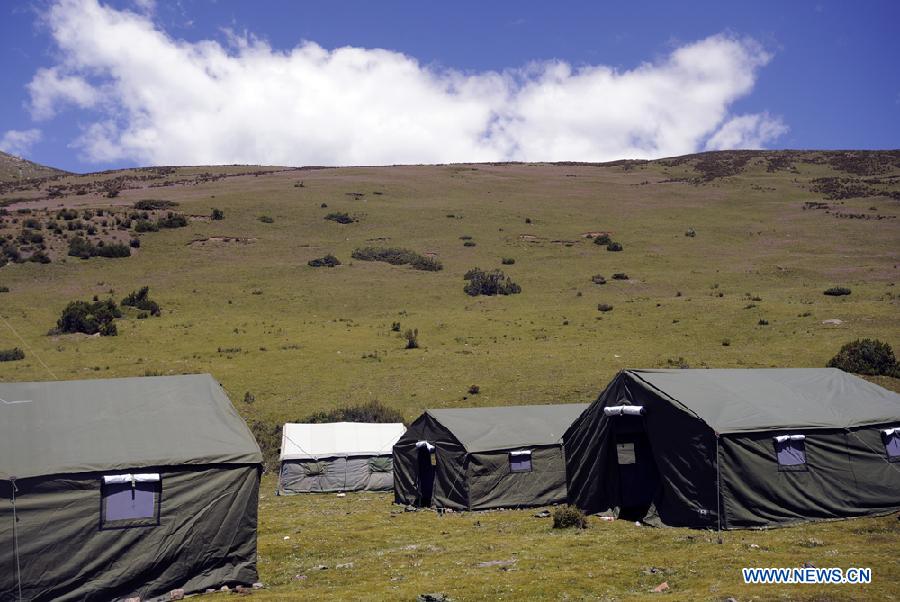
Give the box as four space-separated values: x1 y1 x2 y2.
0 374 263 601
564 369 900 529
394 404 588 510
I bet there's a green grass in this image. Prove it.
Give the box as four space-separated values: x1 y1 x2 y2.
0 151 898 599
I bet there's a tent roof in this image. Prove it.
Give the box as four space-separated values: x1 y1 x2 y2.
280 422 406 460
426 404 589 453
0 373 262 480
626 368 900 434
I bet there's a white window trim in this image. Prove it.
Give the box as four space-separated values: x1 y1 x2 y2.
603 405 644 417
102 473 161 484
773 434 805 443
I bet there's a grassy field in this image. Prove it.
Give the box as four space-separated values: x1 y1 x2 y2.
1 150 898 599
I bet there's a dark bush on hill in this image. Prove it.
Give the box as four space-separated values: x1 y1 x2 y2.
55 299 121 336
67 236 94 259
258 215 274 224
0 348 25 362
246 419 281 473
303 399 405 425
23 218 42 229
352 246 443 271
591 274 607 285
612 273 629 280
552 506 588 529
157 212 188 229
129 238 140 248
597 303 613 312
592 234 612 246
18 229 44 245
56 208 78 221
134 219 159 233
823 286 851 296
69 236 131 259
308 254 341 268
501 257 515 265
211 208 225 220
827 339 898 377
28 251 51 264
324 212 355 224
134 199 179 210
95 243 131 258
606 242 623 252
121 286 161 316
463 268 522 296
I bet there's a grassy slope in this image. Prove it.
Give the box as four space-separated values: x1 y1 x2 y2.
0 150 68 182
0 151 898 599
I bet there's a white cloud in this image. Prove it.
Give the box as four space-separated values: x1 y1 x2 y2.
0 129 42 157
29 0 786 165
705 112 789 150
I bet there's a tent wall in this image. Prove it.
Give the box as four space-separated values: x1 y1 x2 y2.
393 413 468 509
467 445 569 510
564 372 720 528
720 425 900 528
1 465 259 601
279 455 394 493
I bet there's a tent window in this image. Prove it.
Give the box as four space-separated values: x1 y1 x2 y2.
509 451 532 473
882 428 900 462
773 435 808 471
615 441 636 465
101 474 160 528
370 456 392 473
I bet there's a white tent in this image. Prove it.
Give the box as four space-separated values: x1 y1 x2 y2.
278 422 406 494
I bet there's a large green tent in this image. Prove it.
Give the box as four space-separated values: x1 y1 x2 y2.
0 374 262 601
394 404 588 510
564 368 900 529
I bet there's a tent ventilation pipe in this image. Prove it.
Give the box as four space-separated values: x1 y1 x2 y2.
10 477 23 601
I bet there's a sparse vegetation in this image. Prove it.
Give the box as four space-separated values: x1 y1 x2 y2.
612 273 628 280
259 215 275 224
121 286 161 316
211 208 225 220
591 274 607 285
0 347 25 362
606 242 623 252
324 212 355 224
134 199 179 210
463 268 522 296
404 328 419 349
552 506 588 529
308 254 341 268
592 233 611 246
501 257 515 265
467 384 480 395
824 286 852 296
351 247 442 271
597 303 614 312
827 339 898 377
157 212 188 229
54 299 121 336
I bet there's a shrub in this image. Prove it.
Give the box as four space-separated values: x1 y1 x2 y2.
391 321 401 332
827 339 898 376
246 419 282 473
324 212 355 224
243 391 256 405
211 208 225 220
552 506 588 529
18 229 44 245
592 234 612 246
606 242 623 252
0 347 25 362
0 286 9 293
404 328 419 349
591 274 607 285
55 299 121 336
612 273 628 280
23 218 42 229
463 240 476 247
121 286 161 316
134 199 179 210
94 243 131 258
824 286 851 296
258 215 274 224
468 384 480 395
129 238 141 248
758 319 769 326
56 208 78 221
463 268 522 296
597 303 614 312
302 399 405 425
134 219 159 233
685 228 697 237
308 254 341 268
157 212 188 229
352 247 443 271
28 251 51 264
501 257 515 265
67 236 95 259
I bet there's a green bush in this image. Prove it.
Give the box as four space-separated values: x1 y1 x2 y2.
606 242 623 252
56 208 78 221
824 286 851 296
597 303 614 312
463 240 476 247
324 212 355 224
592 234 612 246
157 212 188 229
246 419 282 473
463 268 522 296
258 215 274 224
121 286 161 316
94 243 131 258
28 251 51 264
134 199 178 210
308 254 341 268
352 247 443 271
302 399 405 425
129 238 141 248
0 347 25 362
67 236 95 259
501 257 516 265
827 339 898 376
552 506 588 529
134 219 159 233
18 229 44 245
591 274 607 285
612 273 629 280
0 286 9 293
211 208 225 220
404 328 420 349
23 218 42 230
55 299 121 336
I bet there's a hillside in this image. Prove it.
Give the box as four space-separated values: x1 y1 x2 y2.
0 150 69 183
0 149 898 599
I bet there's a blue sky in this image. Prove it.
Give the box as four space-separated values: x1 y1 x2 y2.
1 0 898 172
